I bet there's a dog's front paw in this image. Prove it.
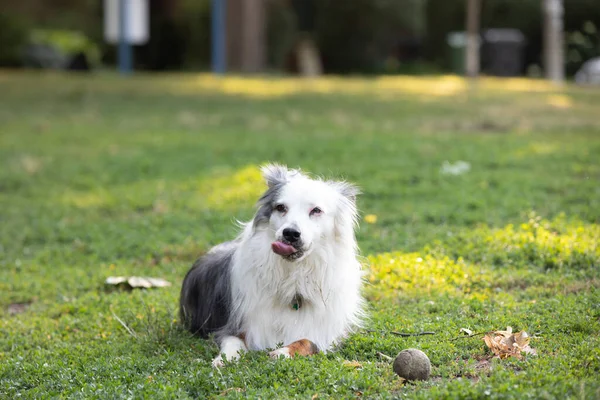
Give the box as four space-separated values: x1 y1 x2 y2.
212 355 225 368
269 347 291 359
212 351 243 368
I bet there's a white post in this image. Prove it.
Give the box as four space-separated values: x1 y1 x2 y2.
543 0 565 83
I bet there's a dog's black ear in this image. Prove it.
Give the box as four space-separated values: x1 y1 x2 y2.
261 163 302 188
328 180 360 203
261 164 288 188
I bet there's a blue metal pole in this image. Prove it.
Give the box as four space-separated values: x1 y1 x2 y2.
118 0 133 75
211 0 226 74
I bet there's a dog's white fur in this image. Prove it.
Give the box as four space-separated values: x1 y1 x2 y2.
181 165 364 367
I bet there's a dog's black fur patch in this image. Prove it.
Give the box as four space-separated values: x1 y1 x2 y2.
180 175 286 339
253 183 283 229
179 242 236 338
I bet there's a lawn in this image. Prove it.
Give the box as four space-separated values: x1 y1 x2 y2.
0 71 599 399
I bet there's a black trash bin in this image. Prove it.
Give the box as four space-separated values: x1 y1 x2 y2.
481 29 526 77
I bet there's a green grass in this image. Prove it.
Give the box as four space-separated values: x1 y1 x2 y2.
1 72 599 399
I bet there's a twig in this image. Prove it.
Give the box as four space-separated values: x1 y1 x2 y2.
377 352 393 362
364 329 436 337
390 331 435 337
111 310 138 338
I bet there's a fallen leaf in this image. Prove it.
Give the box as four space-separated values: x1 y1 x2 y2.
105 276 171 289
376 352 394 362
105 276 128 285
495 326 513 338
128 277 171 288
483 327 537 360
460 328 473 336
514 331 530 347
343 360 363 369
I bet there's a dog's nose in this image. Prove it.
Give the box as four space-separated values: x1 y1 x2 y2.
283 227 301 243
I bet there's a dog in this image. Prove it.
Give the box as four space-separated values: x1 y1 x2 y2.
180 164 364 367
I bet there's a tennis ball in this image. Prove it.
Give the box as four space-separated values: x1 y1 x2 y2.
393 349 431 381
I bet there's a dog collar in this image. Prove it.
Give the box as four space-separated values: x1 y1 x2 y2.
291 294 303 310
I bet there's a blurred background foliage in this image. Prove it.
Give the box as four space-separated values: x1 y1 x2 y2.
0 0 599 75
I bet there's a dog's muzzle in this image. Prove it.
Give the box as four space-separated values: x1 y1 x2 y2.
272 235 305 261
272 227 305 260
272 240 304 260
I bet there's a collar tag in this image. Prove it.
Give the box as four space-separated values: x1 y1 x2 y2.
291 294 302 310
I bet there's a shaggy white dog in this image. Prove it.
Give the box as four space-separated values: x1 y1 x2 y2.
180 164 364 367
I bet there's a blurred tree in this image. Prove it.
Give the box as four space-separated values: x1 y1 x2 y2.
224 0 266 72
290 0 322 76
241 0 266 73
543 0 564 83
465 0 481 77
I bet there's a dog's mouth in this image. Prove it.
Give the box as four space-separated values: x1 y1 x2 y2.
271 241 304 260
271 241 297 256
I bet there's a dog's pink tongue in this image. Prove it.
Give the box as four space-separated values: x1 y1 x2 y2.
271 241 297 256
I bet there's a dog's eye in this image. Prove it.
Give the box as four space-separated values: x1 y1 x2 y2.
310 207 323 216
275 204 287 213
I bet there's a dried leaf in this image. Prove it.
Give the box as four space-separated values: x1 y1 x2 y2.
343 360 363 369
377 352 394 362
105 276 128 285
460 328 473 336
495 326 513 338
514 331 530 347
128 277 171 288
483 327 537 360
105 276 171 289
